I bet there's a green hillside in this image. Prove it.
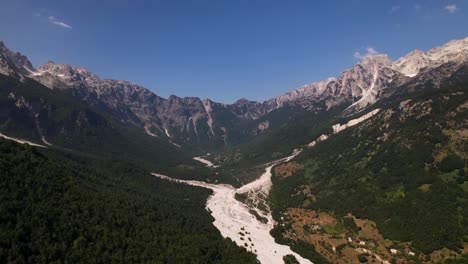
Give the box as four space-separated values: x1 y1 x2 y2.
0 139 257 263
269 85 467 260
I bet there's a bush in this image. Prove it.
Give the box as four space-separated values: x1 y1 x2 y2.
358 254 369 263
343 217 360 233
439 154 465 172
283 254 300 264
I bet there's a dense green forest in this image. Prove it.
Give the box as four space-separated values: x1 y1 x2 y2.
269 86 468 255
0 139 257 263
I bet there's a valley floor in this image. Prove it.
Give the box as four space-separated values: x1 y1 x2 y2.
153 150 310 264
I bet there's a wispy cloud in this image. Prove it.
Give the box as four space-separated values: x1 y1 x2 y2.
35 8 48 17
48 16 72 29
389 6 400 14
445 4 458 13
354 47 379 60
414 4 422 11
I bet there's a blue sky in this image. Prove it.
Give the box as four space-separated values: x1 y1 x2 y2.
1 0 467 103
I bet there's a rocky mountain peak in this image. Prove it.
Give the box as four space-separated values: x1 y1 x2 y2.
202 98 214 104
234 98 252 105
392 49 430 77
226 98 266 120
202 98 213 109
1 37 467 147
391 37 468 79
361 54 391 68
410 37 467 64
407 49 424 56
35 62 105 89
75 66 91 74
37 62 74 75
0 42 35 77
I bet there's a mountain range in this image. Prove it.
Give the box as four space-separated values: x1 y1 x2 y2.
1 37 468 152
0 36 467 264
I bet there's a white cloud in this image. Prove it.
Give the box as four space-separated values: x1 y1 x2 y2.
389 6 400 14
48 16 72 29
445 4 458 13
354 47 379 60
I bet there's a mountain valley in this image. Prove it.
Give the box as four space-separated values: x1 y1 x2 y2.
0 36 467 264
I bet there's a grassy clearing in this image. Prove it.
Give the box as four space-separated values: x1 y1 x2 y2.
418 184 432 192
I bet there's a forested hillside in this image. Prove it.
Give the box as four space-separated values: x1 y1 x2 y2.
269 85 467 263
0 74 196 171
0 139 257 263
